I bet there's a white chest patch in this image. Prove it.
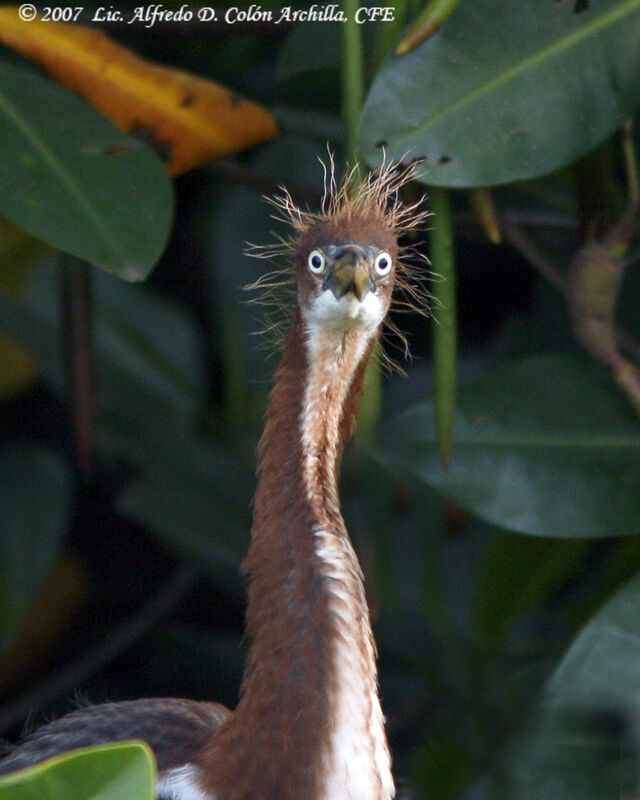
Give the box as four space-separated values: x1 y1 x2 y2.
313 530 395 800
304 289 384 337
157 765 213 800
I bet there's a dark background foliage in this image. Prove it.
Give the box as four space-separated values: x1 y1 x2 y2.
0 0 640 797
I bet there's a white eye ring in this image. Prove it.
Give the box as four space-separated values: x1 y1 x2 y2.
374 251 392 276
308 249 326 275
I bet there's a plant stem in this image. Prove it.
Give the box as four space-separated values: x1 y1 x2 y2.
503 222 566 291
59 254 95 479
622 120 639 208
396 0 462 55
468 186 501 244
341 0 382 443
341 0 365 171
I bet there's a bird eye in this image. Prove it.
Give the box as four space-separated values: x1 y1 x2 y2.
374 251 392 276
308 249 326 275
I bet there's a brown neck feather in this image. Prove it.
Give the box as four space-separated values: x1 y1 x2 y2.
196 311 391 800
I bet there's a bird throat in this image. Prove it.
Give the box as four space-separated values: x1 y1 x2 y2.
196 311 394 800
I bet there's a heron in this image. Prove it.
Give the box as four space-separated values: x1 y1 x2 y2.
0 157 427 800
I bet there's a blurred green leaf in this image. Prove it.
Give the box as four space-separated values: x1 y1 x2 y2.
0 444 73 653
205 136 329 416
0 264 251 576
116 434 252 579
276 22 341 79
0 264 204 418
507 572 640 799
547 572 640 704
0 59 173 280
359 0 640 186
378 356 640 537
0 741 155 800
414 736 469 800
475 535 589 648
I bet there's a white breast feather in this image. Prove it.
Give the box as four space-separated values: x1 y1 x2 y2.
304 289 384 336
157 765 213 800
313 530 395 800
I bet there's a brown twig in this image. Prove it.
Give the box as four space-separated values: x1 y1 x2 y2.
622 120 640 209
60 256 95 480
502 218 640 373
502 221 567 291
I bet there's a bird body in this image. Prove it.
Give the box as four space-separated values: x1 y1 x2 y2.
0 160 426 800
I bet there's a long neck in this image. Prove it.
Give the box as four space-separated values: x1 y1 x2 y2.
197 312 393 800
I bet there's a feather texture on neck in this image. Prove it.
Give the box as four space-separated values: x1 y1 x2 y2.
195 312 393 800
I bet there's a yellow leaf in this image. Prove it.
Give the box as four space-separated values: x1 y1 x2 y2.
0 8 277 175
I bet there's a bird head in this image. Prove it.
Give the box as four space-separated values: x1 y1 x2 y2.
249 156 430 354
294 214 398 333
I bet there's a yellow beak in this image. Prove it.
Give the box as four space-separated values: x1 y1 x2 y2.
328 249 373 301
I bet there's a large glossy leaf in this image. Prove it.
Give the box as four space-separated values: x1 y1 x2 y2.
507 572 640 799
0 59 173 279
377 355 640 537
0 741 155 800
0 445 73 653
359 0 640 186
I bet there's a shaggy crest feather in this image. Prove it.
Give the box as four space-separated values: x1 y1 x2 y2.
246 154 431 361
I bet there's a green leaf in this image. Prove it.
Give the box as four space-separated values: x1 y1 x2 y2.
0 741 155 800
0 444 73 652
475 535 589 648
116 435 252 579
548 571 640 706
0 59 173 280
377 355 640 537
276 22 341 79
359 0 640 186
507 573 640 799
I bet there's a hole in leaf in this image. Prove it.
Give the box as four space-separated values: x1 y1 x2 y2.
130 126 172 163
437 155 452 165
105 144 132 156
